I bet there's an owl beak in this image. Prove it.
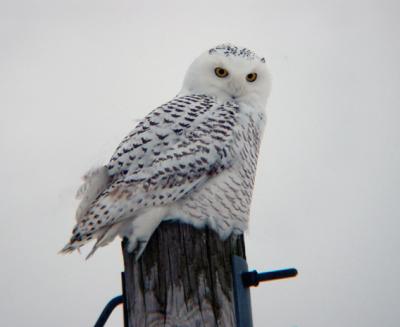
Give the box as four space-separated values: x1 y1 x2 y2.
228 80 244 98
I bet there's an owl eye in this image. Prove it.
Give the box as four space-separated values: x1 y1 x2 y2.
246 73 257 82
214 67 229 78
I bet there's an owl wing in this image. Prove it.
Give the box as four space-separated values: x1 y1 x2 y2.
65 95 240 252
107 94 217 179
75 94 215 223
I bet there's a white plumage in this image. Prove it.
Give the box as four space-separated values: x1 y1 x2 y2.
61 44 271 259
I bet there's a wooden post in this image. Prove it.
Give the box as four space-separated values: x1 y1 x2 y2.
121 221 246 327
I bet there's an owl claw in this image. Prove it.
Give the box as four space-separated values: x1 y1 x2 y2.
127 239 137 253
126 238 149 261
134 239 149 261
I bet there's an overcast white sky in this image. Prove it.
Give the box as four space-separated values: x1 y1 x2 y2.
1 0 399 326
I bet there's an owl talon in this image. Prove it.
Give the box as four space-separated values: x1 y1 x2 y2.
126 238 148 261
134 239 149 261
127 239 137 253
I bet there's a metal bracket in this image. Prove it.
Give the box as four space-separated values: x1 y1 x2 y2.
232 255 254 327
94 295 123 327
232 255 298 327
94 272 128 327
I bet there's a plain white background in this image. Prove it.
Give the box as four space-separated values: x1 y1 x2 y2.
1 0 399 326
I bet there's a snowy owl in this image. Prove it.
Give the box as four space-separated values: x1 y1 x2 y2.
61 43 271 259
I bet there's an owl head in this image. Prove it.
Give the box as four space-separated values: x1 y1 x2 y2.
182 43 271 109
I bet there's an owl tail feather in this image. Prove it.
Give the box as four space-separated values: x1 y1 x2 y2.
85 223 123 259
59 233 89 255
59 225 119 259
59 241 84 255
84 230 108 260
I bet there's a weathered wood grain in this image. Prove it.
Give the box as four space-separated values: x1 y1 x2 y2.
122 222 246 327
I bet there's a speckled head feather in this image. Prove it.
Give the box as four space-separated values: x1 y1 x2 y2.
208 43 265 63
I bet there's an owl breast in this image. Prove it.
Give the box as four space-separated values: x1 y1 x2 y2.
168 109 264 238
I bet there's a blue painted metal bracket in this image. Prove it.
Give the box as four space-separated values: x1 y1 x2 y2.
232 255 298 327
232 255 254 327
94 272 127 327
94 295 123 327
